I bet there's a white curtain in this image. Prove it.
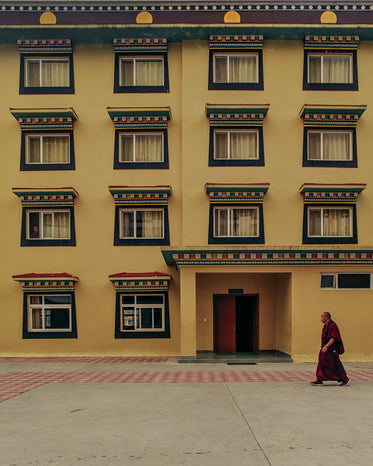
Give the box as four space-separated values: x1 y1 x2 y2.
308 132 350 160
309 55 350 83
215 131 257 159
214 55 257 83
233 208 258 236
309 208 351 236
121 134 163 162
121 211 135 237
215 209 228 236
121 58 163 86
28 137 41 163
43 212 69 239
42 60 69 87
141 211 163 238
43 136 69 163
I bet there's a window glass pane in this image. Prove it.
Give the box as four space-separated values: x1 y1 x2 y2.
308 56 321 83
120 135 134 162
229 55 257 83
31 309 42 329
140 308 153 329
308 132 321 160
308 209 322 236
322 209 351 237
135 59 163 86
122 295 135 305
44 295 71 305
215 209 228 236
214 132 228 159
29 212 40 239
27 137 41 163
121 211 135 238
323 56 351 83
337 274 371 289
123 308 135 329
154 308 163 328
135 134 163 162
321 275 335 288
136 210 163 238
45 308 70 329
53 212 70 239
26 60 41 86
120 60 134 86
323 132 351 160
231 208 258 237
42 136 69 163
214 56 227 83
137 295 163 305
230 132 258 159
41 60 69 87
43 213 53 238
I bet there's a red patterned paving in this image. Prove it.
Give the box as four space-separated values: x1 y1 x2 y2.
0 357 167 363
1 369 373 403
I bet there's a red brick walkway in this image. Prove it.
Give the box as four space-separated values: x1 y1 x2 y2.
0 357 167 363
1 369 373 403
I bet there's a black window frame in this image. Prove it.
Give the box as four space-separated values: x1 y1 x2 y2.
209 126 264 167
115 292 170 339
19 53 75 95
114 205 170 246
114 128 169 170
114 51 169 93
23 291 77 339
302 204 357 244
321 273 372 289
303 50 358 91
208 203 265 245
21 206 76 247
20 129 75 171
208 49 264 91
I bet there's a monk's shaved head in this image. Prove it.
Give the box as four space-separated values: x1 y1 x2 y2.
322 312 331 319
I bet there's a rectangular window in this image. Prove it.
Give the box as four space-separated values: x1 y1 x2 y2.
120 209 164 239
26 134 70 164
214 207 259 238
308 207 352 237
321 273 371 289
308 54 352 84
25 57 70 87
27 210 71 240
119 133 163 163
28 294 72 332
214 130 259 160
307 130 352 161
120 294 165 332
119 56 164 86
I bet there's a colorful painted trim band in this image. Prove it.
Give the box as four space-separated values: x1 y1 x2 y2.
11 109 78 130
109 279 170 291
13 273 78 291
206 184 269 204
12 188 78 206
209 35 263 49
304 35 359 50
17 39 73 53
109 186 171 206
299 184 366 204
113 38 167 52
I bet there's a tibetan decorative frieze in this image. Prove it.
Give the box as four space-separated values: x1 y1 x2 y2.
209 35 263 49
17 39 73 54
12 187 78 206
109 186 172 206
206 104 269 127
107 107 171 129
109 272 170 291
300 105 366 127
13 273 79 291
206 183 269 204
10 108 78 130
113 38 167 52
299 184 366 204
304 36 359 50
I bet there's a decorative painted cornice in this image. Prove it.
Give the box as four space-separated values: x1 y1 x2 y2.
109 272 170 291
17 38 72 53
10 108 78 130
300 105 366 127
13 273 79 291
299 183 366 203
161 247 373 270
206 104 269 127
107 107 171 129
109 185 172 205
113 37 167 52
12 187 78 206
209 35 263 49
304 35 359 49
206 183 269 204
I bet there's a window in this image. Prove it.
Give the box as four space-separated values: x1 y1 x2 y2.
214 207 259 238
120 209 164 239
114 53 169 93
20 55 74 94
304 129 356 167
303 36 358 91
321 273 372 289
23 293 77 338
114 130 168 169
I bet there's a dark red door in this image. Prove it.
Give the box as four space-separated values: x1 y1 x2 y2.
214 296 236 353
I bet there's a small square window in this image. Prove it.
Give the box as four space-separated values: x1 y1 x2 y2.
209 205 264 244
321 273 371 289
303 205 357 244
114 130 168 169
303 51 358 90
21 131 75 171
115 293 170 338
209 127 264 166
20 55 75 94
21 207 76 247
23 293 77 339
303 128 356 167
114 53 169 93
209 51 263 90
114 207 170 246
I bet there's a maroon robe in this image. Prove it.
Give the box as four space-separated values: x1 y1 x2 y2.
316 320 349 383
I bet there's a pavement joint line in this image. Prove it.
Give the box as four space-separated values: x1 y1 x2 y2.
224 382 272 466
1 369 373 403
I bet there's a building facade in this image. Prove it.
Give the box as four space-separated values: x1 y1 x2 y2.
1 0 373 361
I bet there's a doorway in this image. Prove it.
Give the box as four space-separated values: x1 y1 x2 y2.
214 294 258 354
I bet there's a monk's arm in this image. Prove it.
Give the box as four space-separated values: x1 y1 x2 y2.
321 338 335 353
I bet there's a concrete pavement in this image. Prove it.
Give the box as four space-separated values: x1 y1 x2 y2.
0 358 372 466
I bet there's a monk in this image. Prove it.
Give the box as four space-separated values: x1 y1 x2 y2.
311 312 349 386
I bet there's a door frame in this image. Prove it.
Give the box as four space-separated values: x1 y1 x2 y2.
213 294 259 354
